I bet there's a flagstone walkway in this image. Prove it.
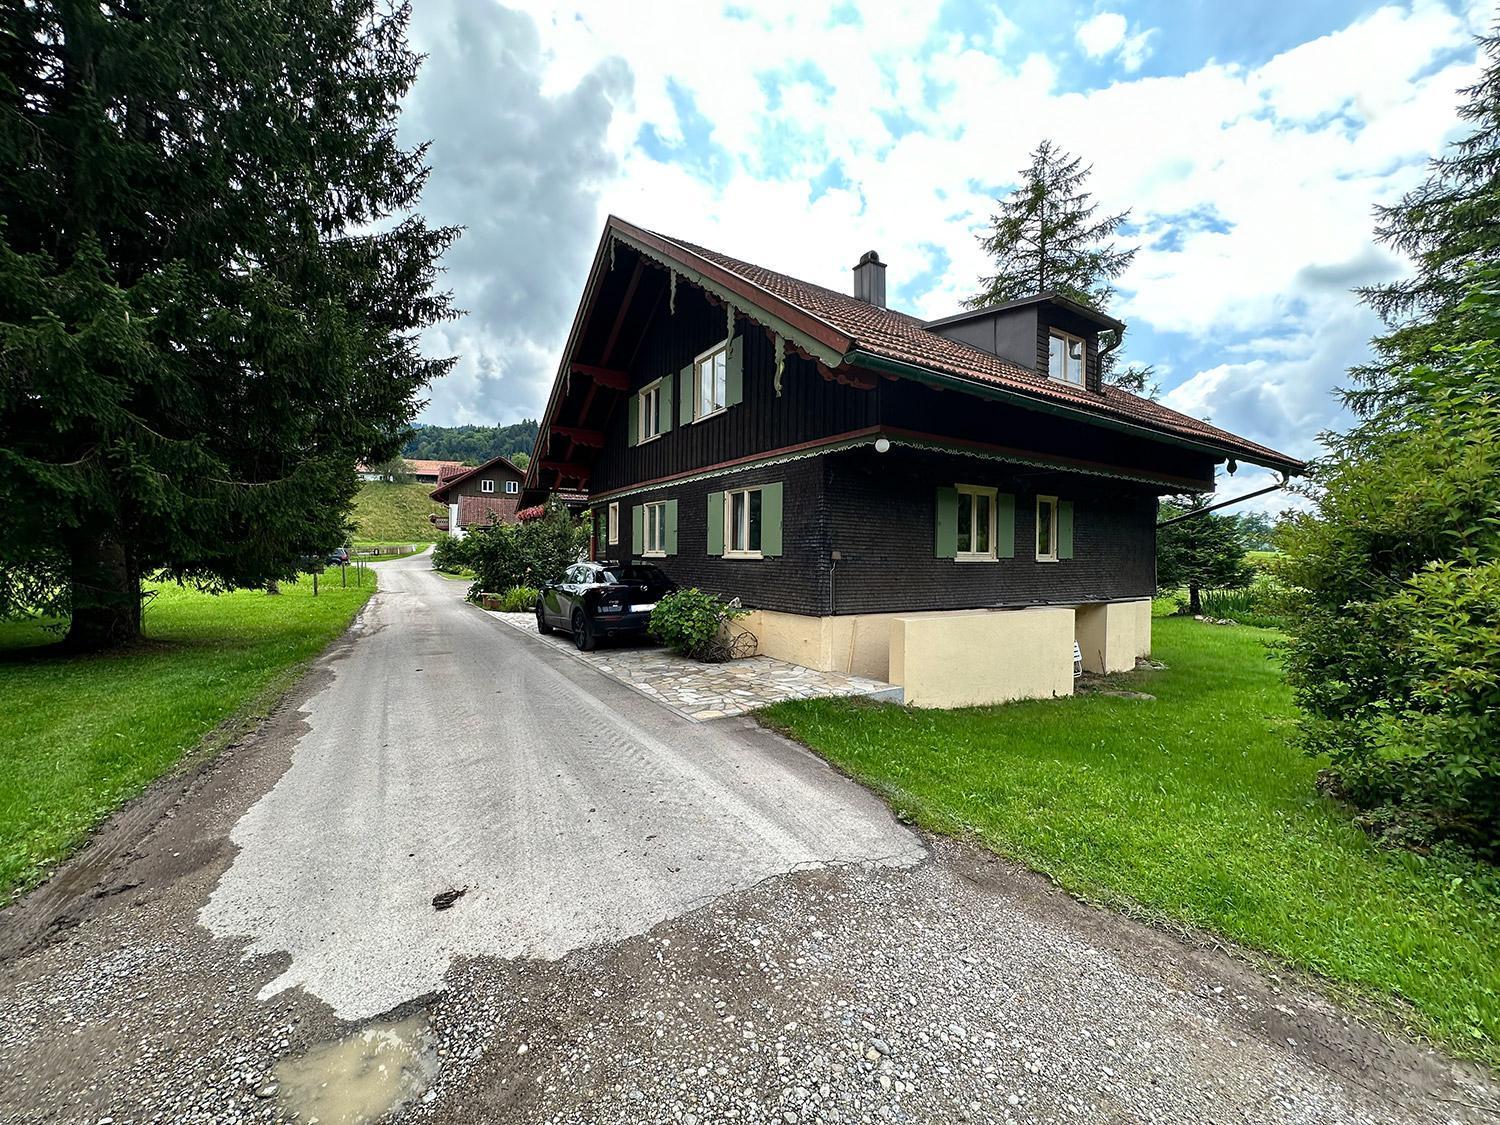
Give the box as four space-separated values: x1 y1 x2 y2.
489 611 901 721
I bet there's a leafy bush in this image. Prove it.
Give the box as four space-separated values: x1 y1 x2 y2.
466 501 587 597
430 533 470 573
498 585 540 613
649 588 746 660
1279 294 1500 857
1197 579 1286 629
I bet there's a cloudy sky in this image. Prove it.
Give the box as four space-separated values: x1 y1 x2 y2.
399 0 1489 500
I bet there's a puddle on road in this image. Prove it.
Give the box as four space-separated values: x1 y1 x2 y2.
275 1012 440 1123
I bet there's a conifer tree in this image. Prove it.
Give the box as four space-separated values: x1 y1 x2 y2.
967 139 1136 312
0 1 458 649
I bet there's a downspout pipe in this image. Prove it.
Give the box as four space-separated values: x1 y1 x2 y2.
1156 471 1291 528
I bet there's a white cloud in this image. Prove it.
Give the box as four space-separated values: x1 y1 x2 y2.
399 0 1485 468
1076 11 1155 71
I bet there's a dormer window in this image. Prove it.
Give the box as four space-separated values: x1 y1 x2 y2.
1048 330 1086 385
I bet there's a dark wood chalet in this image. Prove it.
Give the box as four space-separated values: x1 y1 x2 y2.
523 217 1303 706
430 453 526 538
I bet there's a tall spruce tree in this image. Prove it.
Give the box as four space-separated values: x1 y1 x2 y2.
1352 32 1500 413
967 139 1136 312
0 1 457 649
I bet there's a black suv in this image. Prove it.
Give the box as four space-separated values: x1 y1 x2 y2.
536 562 676 651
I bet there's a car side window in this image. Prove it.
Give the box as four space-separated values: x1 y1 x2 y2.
564 565 585 583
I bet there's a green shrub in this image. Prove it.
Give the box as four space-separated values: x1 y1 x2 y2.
649 588 746 660
1279 291 1500 857
466 502 587 596
430 533 470 573
498 585 539 613
1197 579 1286 629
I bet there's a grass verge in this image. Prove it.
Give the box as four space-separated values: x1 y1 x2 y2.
0 577 375 902
758 615 1500 1067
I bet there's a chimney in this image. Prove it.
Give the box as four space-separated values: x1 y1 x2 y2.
852 250 886 308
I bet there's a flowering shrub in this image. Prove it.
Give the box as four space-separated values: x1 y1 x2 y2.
515 504 547 522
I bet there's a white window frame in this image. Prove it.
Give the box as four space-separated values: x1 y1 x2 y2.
1048 330 1087 386
642 501 668 557
723 486 763 559
1036 495 1059 562
607 501 619 545
480 478 495 494
638 379 662 443
505 479 518 495
955 484 998 562
693 338 730 422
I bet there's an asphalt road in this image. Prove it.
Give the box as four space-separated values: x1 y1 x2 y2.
1 552 1493 1124
199 551 924 1020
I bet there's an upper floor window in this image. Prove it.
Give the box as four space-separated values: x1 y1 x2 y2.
480 479 495 493
639 379 662 442
956 484 997 561
694 340 729 421
505 480 519 495
1048 330 1086 386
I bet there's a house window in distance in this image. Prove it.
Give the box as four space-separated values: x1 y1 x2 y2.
639 380 662 442
607 501 619 545
480 479 495 493
505 480 518 495
643 501 668 556
1036 495 1059 561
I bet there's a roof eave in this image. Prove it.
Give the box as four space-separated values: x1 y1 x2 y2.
844 347 1305 476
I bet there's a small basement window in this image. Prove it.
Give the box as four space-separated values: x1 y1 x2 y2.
956 484 997 561
642 501 668 556
607 501 620 545
1048 330 1086 386
480 479 495 493
1036 495 1059 561
725 487 763 557
695 340 729 421
639 379 662 442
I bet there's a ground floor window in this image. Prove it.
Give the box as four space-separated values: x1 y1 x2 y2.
607 501 619 545
1036 495 1058 561
956 484 997 561
725 487 763 557
642 501 668 556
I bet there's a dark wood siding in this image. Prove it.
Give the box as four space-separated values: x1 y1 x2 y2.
825 447 1156 615
590 284 877 494
596 458 830 616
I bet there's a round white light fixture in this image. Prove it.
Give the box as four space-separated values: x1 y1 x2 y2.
874 437 891 454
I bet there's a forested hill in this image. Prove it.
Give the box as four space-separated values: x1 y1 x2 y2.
402 420 539 464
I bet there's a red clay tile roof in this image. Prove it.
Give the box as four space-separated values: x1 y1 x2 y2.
653 231 1304 473
455 494 519 528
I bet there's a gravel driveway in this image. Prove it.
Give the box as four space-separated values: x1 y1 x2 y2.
0 553 1494 1124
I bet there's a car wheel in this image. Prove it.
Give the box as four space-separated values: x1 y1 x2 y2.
536 600 553 635
572 608 597 652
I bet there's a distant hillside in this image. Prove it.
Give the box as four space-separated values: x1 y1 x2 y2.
403 420 538 465
350 482 445 542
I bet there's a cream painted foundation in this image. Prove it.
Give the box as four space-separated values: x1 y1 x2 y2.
742 600 1152 709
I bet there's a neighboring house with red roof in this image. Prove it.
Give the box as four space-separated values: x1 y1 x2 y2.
429 454 525 538
524 216 1304 706
357 458 466 484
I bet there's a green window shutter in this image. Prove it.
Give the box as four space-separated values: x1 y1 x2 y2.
631 504 643 553
665 499 678 555
934 486 958 558
1058 500 1074 559
726 334 745 406
627 394 639 447
707 491 725 555
997 493 1015 558
760 482 783 557
679 363 693 426
659 376 674 434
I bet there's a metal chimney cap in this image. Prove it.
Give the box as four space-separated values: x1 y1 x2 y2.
856 250 883 266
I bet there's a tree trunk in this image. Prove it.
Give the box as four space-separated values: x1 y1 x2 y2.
1188 583 1203 616
65 538 142 651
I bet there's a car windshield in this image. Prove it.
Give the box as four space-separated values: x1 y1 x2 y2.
599 565 666 584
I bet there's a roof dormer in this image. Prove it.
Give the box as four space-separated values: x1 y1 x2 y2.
924 294 1124 393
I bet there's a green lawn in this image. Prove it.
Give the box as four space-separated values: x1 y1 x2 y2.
759 616 1500 1066
0 578 374 902
350 481 444 541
